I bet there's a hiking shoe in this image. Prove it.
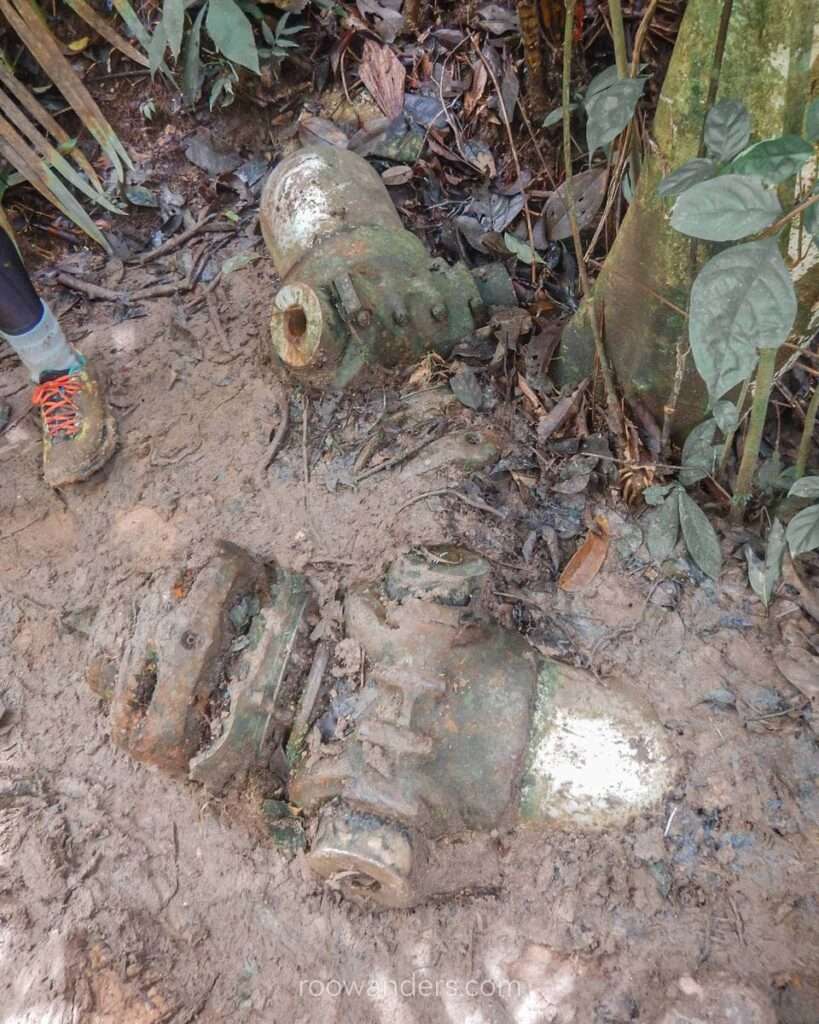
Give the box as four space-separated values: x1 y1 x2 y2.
32 360 118 486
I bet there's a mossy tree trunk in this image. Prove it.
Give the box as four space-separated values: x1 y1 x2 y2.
560 0 818 441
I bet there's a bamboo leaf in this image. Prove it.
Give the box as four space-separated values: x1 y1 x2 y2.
0 86 120 214
111 0 152 50
206 0 260 74
63 0 149 67
0 113 110 250
0 57 101 188
159 0 185 60
182 4 207 107
0 0 132 178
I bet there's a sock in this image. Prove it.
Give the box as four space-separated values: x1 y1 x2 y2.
0 301 81 382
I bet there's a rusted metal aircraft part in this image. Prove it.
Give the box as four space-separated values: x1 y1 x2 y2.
111 543 266 774
109 544 315 786
260 146 516 386
189 564 314 792
519 660 672 828
291 545 675 907
307 801 416 909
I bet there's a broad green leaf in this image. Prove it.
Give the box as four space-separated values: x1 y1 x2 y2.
805 97 819 143
678 489 722 579
543 105 575 127
585 78 646 156
680 418 719 486
657 158 718 198
206 0 260 74
688 240 797 399
670 175 781 241
643 483 674 507
182 4 206 107
730 135 813 185
786 503 819 556
789 476 819 499
503 232 543 264
704 100 751 162
585 64 620 99
711 399 738 435
160 0 185 59
645 491 680 562
745 518 785 607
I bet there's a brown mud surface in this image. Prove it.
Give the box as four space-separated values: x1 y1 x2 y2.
1 225 818 1024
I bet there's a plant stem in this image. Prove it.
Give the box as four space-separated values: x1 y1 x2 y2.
761 191 819 238
608 0 629 77
630 0 658 75
731 348 777 522
795 383 818 479
562 0 624 447
718 377 750 474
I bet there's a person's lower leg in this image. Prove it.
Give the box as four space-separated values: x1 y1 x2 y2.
0 227 79 380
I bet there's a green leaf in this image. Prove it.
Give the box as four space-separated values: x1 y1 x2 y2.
160 0 185 59
657 158 719 199
786 503 819 556
206 0 260 74
147 22 166 75
643 483 675 507
730 135 813 185
503 232 543 264
678 489 722 580
585 78 646 156
670 175 781 241
645 491 680 562
711 399 738 435
182 4 206 107
805 97 819 143
585 65 620 99
543 104 575 127
688 240 797 399
680 418 719 486
788 476 819 499
704 100 751 162
745 518 785 607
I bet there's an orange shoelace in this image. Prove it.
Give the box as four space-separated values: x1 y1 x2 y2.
32 374 82 438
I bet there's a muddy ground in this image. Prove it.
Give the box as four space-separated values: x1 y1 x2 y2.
1 223 818 1024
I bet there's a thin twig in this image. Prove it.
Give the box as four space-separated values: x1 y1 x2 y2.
630 0 659 75
355 427 441 483
260 382 291 473
394 487 506 520
474 37 538 285
562 1 625 449
132 212 216 266
56 273 125 302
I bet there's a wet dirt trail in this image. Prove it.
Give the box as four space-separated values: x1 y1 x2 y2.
1 258 817 1023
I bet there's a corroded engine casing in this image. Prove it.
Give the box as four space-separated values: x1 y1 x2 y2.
289 548 674 908
260 146 515 386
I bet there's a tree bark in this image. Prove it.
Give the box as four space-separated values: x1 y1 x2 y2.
558 0 818 441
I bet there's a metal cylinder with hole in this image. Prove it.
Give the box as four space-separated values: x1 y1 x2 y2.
260 146 516 387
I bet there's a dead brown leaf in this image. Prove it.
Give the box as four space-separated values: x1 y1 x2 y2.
359 39 406 119
464 60 488 119
536 379 588 443
544 167 609 240
559 516 610 592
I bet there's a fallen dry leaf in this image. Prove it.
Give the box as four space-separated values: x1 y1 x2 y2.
464 59 488 118
536 379 588 443
359 39 405 119
559 516 610 592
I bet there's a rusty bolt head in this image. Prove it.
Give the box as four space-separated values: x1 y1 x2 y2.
355 309 372 329
430 304 447 322
393 310 409 326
